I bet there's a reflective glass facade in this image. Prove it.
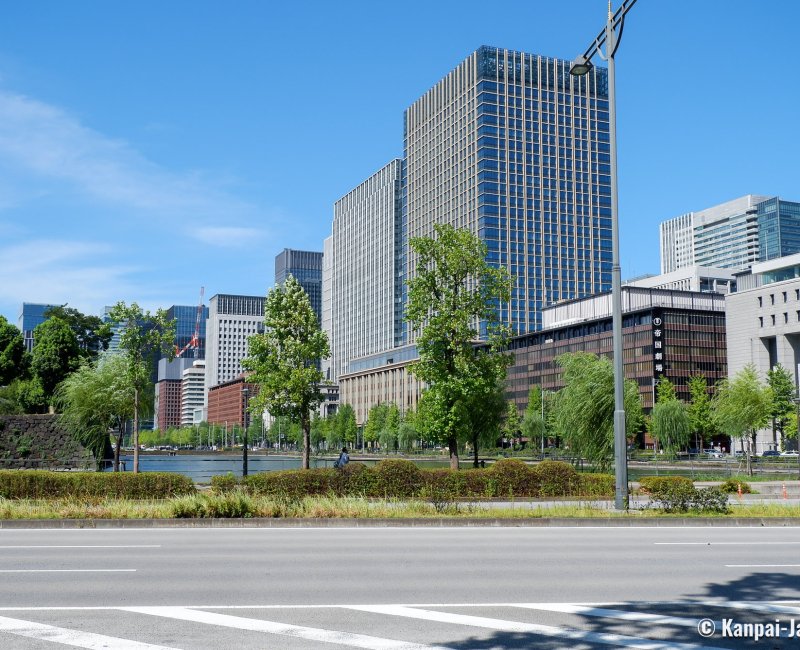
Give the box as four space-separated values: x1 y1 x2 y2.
404 45 612 336
167 304 208 360
275 249 323 324
758 197 800 262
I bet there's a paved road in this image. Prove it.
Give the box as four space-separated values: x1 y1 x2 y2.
1 526 799 648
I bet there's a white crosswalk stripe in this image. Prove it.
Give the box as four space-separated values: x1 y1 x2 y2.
0 614 179 649
122 606 453 650
343 605 729 650
510 603 707 628
0 600 794 649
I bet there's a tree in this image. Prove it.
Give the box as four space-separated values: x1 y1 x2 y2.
552 352 644 471
502 402 522 449
378 404 401 453
0 316 27 386
462 380 506 467
363 404 388 448
335 404 358 448
713 365 771 476
242 276 329 470
56 355 135 470
522 386 547 455
650 377 690 457
105 302 175 473
406 223 512 470
44 305 112 361
30 317 81 401
686 375 716 451
397 409 418 452
767 364 795 450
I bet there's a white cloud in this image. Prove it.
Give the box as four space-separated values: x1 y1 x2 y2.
0 90 258 222
0 239 141 316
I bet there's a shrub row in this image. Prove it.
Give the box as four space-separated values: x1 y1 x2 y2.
212 459 614 500
0 470 196 500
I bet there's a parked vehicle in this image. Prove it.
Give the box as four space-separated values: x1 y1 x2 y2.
704 449 724 458
780 451 800 457
761 450 781 457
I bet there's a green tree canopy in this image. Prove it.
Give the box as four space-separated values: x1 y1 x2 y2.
105 302 175 473
55 354 135 470
44 305 112 361
461 379 506 466
713 364 771 475
364 403 388 445
502 402 522 444
406 223 512 469
521 385 547 454
651 376 690 456
0 315 28 386
553 352 643 471
335 403 357 447
31 317 81 400
767 363 795 448
242 276 329 469
686 374 716 449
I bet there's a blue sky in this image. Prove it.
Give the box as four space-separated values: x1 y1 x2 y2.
1 0 798 325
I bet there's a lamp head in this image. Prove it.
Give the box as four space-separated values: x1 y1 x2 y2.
569 54 594 76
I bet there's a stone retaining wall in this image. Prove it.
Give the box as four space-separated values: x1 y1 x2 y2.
0 415 96 470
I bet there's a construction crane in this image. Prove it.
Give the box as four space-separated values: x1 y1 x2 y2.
175 286 205 359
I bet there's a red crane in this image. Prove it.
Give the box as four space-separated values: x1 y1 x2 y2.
175 286 205 359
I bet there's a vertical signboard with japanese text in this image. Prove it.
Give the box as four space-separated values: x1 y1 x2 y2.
652 309 665 400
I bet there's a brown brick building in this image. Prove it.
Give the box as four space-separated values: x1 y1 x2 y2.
207 377 259 428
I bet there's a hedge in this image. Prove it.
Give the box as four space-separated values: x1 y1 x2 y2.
213 459 613 499
637 475 693 495
0 470 196 500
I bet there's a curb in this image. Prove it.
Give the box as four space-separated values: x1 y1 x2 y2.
1 517 799 529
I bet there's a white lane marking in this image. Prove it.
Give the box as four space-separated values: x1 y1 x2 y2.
725 564 800 569
0 545 161 549
0 614 178 649
511 603 705 628
123 606 453 650
344 605 728 650
0 600 799 612
0 569 136 573
656 541 800 545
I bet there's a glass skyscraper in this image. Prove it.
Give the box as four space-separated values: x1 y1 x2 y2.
404 45 612 336
274 249 323 324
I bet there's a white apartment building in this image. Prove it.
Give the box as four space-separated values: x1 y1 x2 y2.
205 294 265 390
181 360 206 427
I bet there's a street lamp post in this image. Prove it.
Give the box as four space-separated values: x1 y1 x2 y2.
570 0 637 510
241 386 250 477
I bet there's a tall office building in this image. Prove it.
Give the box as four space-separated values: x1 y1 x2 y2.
660 195 800 273
404 45 612 336
274 249 323 324
18 303 58 353
167 304 208 360
154 358 192 431
330 160 402 381
204 294 265 389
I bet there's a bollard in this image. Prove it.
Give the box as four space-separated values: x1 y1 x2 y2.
737 483 743 501
783 482 788 500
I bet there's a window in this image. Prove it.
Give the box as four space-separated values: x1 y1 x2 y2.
759 317 763 327
770 294 775 305
785 313 789 324
758 296 763 307
771 314 776 326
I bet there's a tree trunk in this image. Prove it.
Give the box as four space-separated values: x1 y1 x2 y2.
448 436 459 470
133 386 140 474
114 424 123 471
302 412 311 470
746 434 753 477
472 434 479 468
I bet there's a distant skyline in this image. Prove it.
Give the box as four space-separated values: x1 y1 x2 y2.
1 0 799 324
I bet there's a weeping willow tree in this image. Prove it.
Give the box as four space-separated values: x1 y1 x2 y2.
553 352 644 471
651 377 690 457
55 355 135 470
